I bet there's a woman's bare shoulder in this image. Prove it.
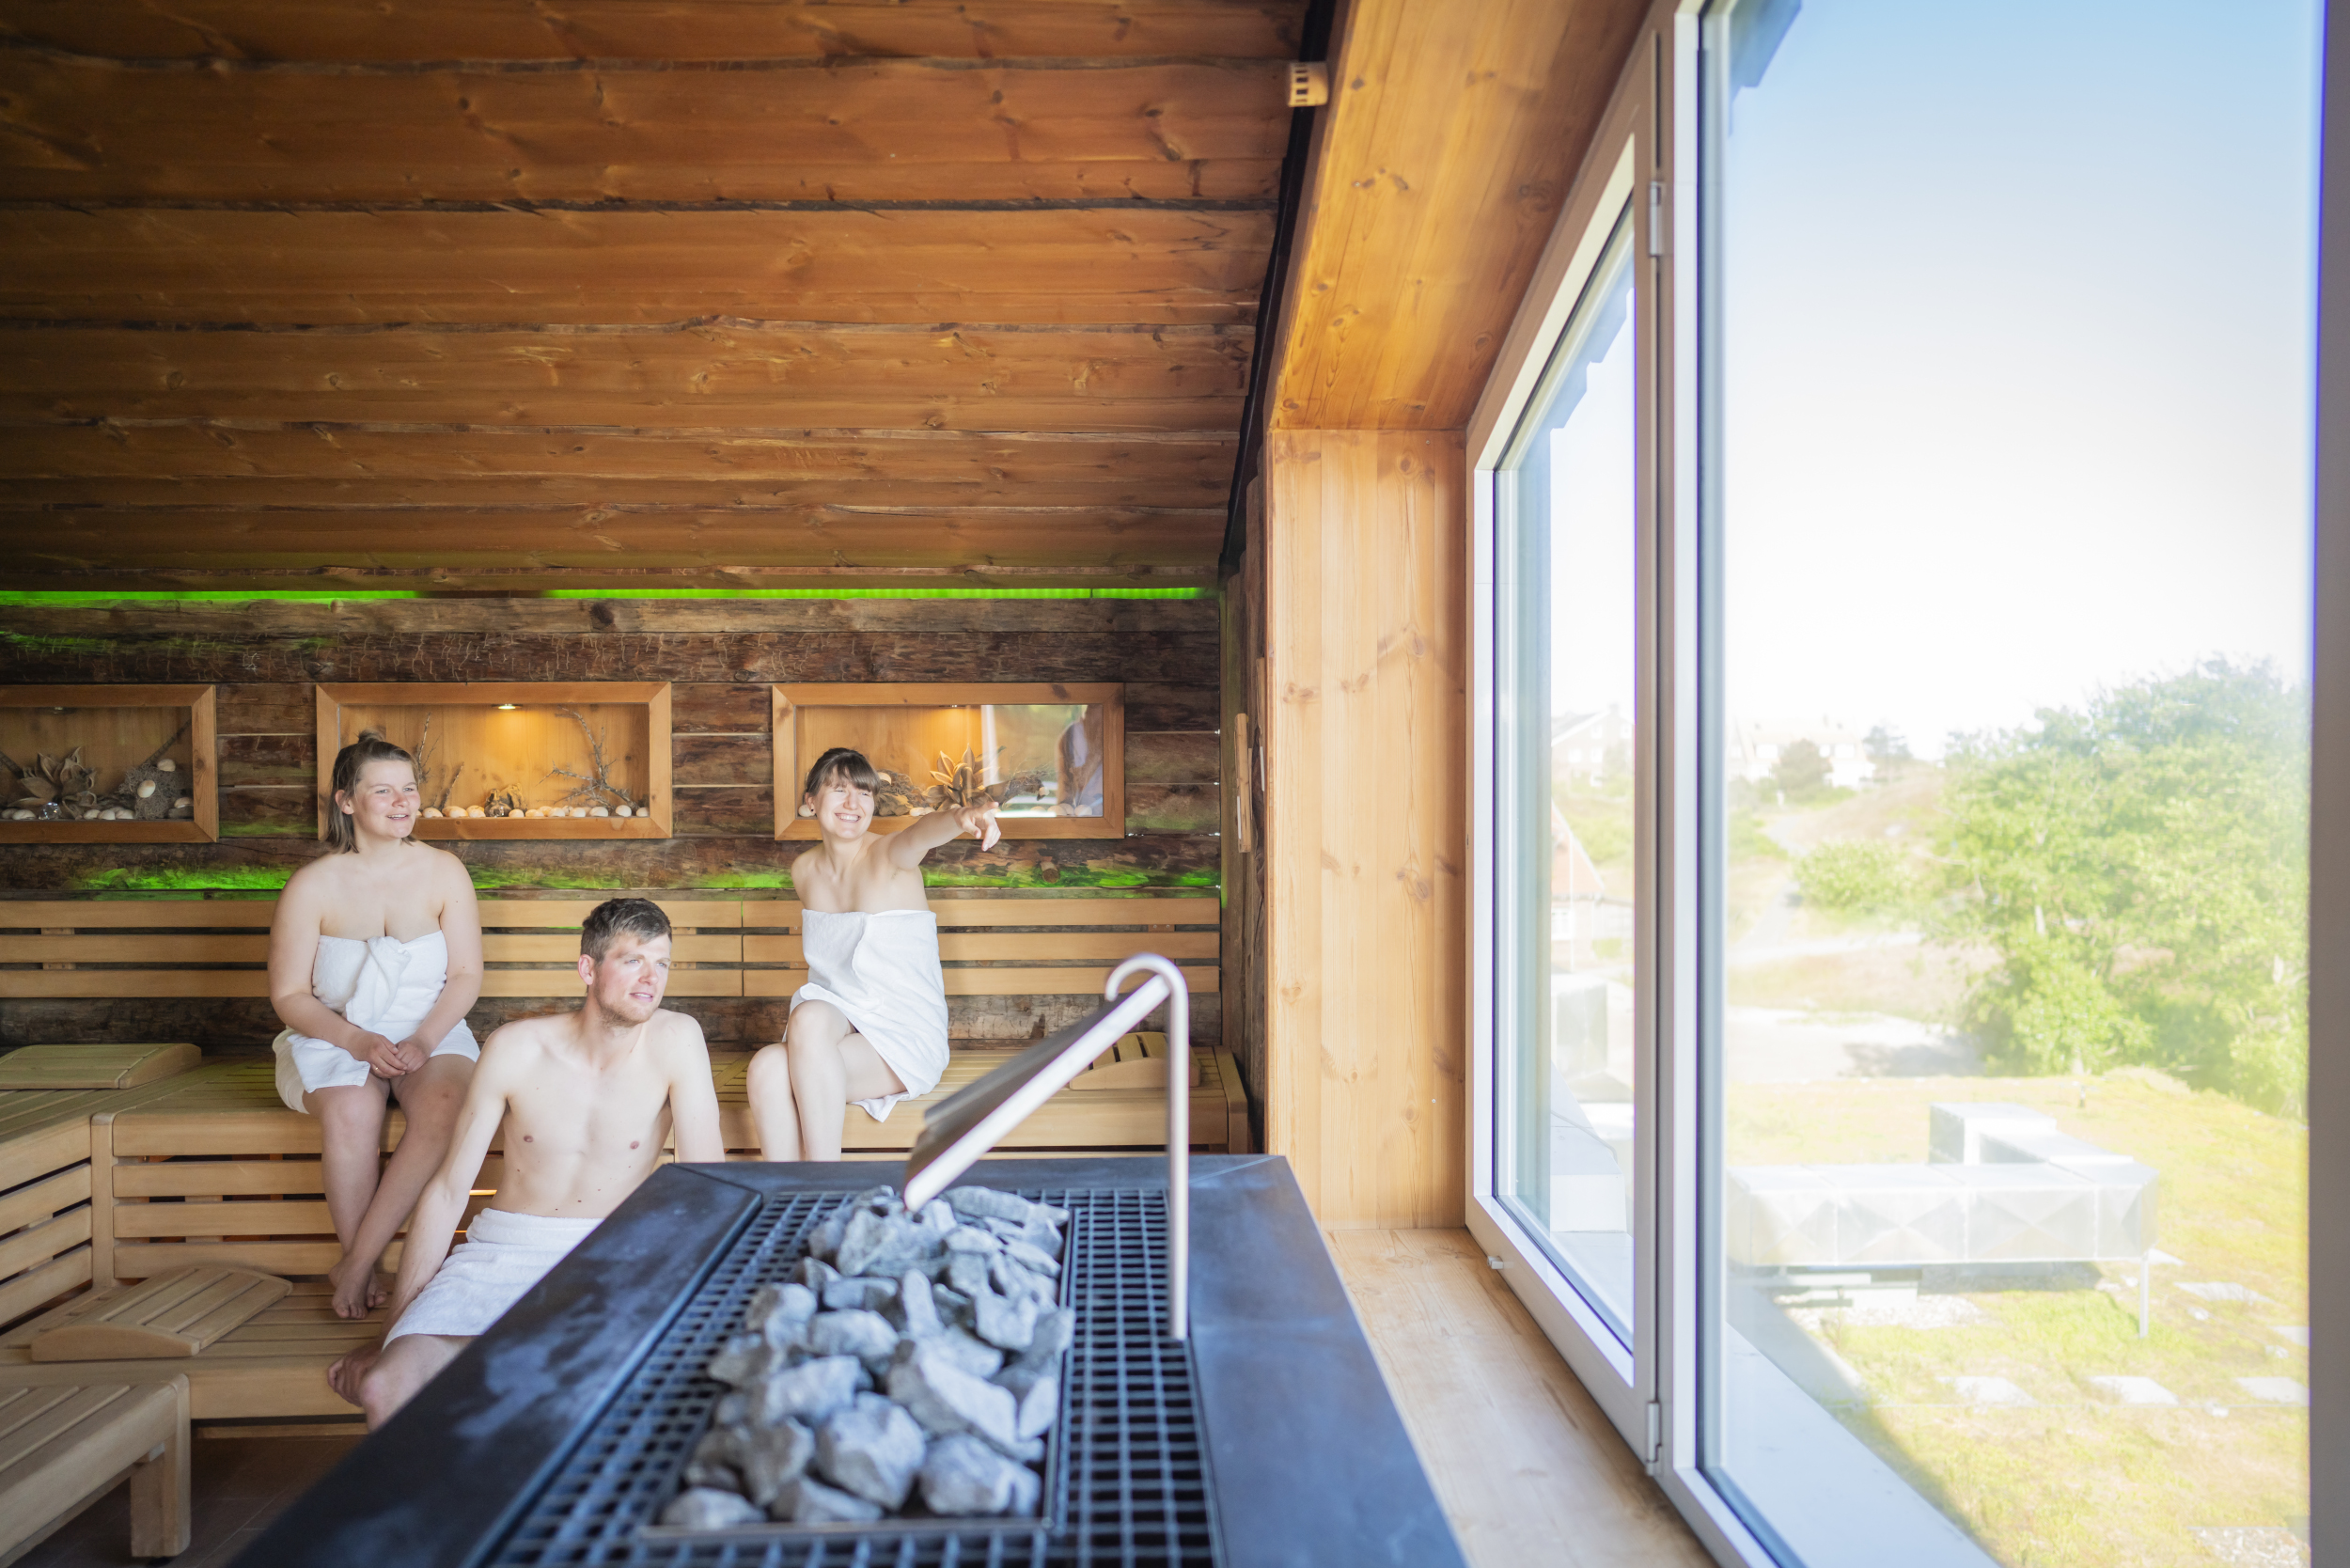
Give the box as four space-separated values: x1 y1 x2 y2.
276 850 346 905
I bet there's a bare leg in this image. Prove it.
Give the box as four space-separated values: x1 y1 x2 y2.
351 1333 469 1429
307 1080 391 1266
746 1043 802 1161
773 1001 907 1163
327 1054 475 1320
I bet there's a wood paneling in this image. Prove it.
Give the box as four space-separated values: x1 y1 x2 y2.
1269 0 1650 429
1262 430 1466 1229
0 57 1289 203
0 1 1304 64
0 329 1251 432
0 208 1274 327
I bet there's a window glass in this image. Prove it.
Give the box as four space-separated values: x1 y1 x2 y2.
1699 3 2316 1564
1496 212 1641 1338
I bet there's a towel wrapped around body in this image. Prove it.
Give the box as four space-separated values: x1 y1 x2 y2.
792 908 950 1120
384 1207 601 1342
272 929 480 1112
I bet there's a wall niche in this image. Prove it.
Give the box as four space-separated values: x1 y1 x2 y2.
0 685 218 842
316 682 671 839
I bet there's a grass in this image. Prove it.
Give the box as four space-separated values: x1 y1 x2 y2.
1731 1072 2309 1566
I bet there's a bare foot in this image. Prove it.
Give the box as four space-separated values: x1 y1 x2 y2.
327 1344 378 1407
328 1252 381 1319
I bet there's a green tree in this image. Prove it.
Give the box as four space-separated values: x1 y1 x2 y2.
1935 659 2308 1112
1770 738 1832 801
1795 840 1915 915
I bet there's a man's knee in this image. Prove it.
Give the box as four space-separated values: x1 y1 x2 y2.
316 1091 384 1140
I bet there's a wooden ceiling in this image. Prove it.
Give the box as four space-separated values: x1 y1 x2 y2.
0 0 1304 591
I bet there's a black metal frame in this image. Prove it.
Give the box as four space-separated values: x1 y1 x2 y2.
237 1156 1465 1568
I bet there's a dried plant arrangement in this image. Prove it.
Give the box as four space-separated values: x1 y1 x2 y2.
544 707 642 817
921 748 1044 813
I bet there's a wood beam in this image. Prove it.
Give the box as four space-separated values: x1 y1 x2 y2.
0 323 1250 429
0 56 1289 203
1269 0 1648 428
0 426 1237 510
0 207 1274 325
1 506 1226 570
0 0 1305 64
1261 429 1467 1228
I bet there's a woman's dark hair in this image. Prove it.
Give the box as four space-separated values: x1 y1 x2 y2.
327 731 417 854
580 897 672 962
801 746 879 804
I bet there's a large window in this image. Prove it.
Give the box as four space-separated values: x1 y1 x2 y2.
1495 212 1643 1340
1476 2 2322 1564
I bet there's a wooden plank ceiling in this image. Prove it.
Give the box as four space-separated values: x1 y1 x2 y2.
0 0 1301 591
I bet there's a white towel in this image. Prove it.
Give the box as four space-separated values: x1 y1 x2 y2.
792 908 950 1120
384 1208 601 1342
272 930 479 1110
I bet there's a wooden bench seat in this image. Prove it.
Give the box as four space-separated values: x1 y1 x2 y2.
0 1366 189 1563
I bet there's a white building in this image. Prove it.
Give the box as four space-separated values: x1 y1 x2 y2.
1728 717 1877 792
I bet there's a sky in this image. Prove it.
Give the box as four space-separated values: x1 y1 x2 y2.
1716 0 2322 755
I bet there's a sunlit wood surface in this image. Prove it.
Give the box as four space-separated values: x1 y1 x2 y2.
1329 1228 1714 1568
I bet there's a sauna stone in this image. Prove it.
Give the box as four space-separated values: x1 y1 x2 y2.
663 1488 764 1529
919 1435 1042 1518
776 1475 884 1525
815 1395 928 1509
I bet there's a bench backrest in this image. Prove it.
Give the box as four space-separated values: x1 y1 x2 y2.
0 895 1219 1002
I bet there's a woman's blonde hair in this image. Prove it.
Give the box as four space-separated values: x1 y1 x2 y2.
327 731 416 854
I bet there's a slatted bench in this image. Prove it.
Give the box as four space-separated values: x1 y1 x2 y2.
0 1365 189 1564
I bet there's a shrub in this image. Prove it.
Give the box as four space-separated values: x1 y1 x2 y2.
1794 839 1914 913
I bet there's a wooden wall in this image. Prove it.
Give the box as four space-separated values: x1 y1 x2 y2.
1235 0 1651 1227
0 596 1224 1058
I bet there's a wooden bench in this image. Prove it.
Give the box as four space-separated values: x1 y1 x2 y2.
0 1365 189 1563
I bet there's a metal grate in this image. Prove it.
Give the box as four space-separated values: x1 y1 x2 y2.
485 1188 1224 1568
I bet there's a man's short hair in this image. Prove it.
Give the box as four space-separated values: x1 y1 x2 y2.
580 897 671 962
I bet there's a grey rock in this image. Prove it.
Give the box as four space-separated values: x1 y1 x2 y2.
899 1325 1004 1379
706 1331 770 1388
735 1418 815 1506
753 1354 860 1427
932 1284 973 1326
989 1253 1057 1310
661 1486 764 1529
807 1309 900 1375
980 1215 1063 1256
773 1475 885 1525
1013 1373 1058 1440
972 1286 1039 1352
1037 1201 1070 1226
995 1309 1074 1399
894 1269 942 1338
1004 1239 1062 1278
946 1252 995 1301
823 1276 900 1313
814 1394 929 1509
682 1427 740 1490
917 1434 1042 1518
943 1226 1003 1256
945 1186 1039 1225
713 1392 746 1427
746 1281 820 1340
887 1341 1024 1454
806 1212 849 1262
920 1198 958 1233
796 1257 840 1293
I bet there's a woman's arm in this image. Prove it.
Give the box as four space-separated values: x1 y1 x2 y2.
885 802 999 869
268 866 402 1071
401 851 483 1054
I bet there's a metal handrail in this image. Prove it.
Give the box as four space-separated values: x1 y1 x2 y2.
900 951 1192 1340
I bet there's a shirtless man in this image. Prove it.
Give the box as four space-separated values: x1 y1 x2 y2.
328 897 724 1429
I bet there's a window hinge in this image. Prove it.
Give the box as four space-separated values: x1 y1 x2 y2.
1646 181 1668 257
1643 1400 1663 1465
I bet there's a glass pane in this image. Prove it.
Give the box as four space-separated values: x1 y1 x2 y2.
1700 2 2316 1564
1496 213 1640 1338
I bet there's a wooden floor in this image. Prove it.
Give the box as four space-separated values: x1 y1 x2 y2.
19 1432 359 1568
1328 1229 1716 1568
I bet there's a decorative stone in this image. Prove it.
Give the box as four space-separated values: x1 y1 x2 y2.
823 1276 899 1313
736 1417 816 1505
752 1355 861 1427
615 804 634 817
814 1394 928 1509
807 1309 900 1375
773 1475 884 1525
589 805 610 817
136 779 157 799
918 1434 1043 1518
156 759 176 773
172 796 192 809
422 807 444 818
661 1487 763 1529
887 1341 1023 1455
